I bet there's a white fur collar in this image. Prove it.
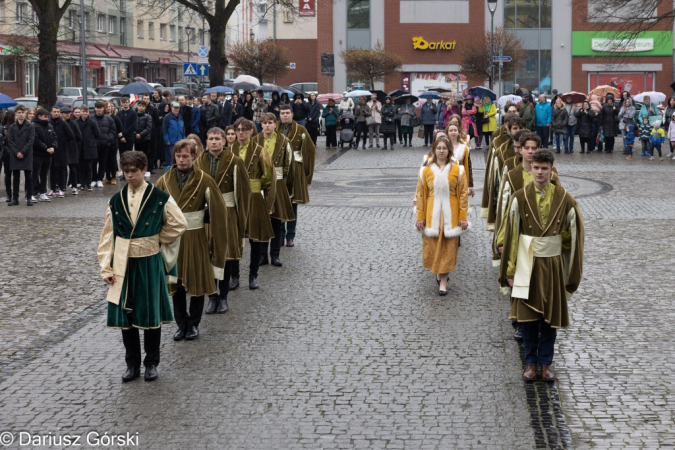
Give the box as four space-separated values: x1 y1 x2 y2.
418 162 470 238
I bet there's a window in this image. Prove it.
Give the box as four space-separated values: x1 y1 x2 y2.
108 15 116 34
68 9 76 29
0 1 5 22
97 14 106 32
169 0 176 9
199 28 204 45
169 24 176 42
148 22 154 39
347 0 369 29
15 2 27 24
190 29 196 44
84 12 90 31
177 6 183 22
160 23 166 40
137 0 143 4
0 59 16 81
137 20 143 38
504 0 551 29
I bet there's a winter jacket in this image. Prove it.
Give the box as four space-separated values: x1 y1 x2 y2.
618 105 637 130
600 103 619 138
7 120 35 171
625 124 635 146
269 98 281 120
180 106 193 136
32 117 58 157
420 102 437 125
92 113 115 148
668 121 675 142
664 105 675 130
638 122 652 141
65 117 82 165
551 107 568 134
519 100 535 127
292 100 309 122
367 100 383 124
252 97 268 123
117 108 138 142
307 101 322 124
110 114 122 150
380 103 397 134
191 105 201 135
442 105 460 128
398 104 416 127
481 103 497 133
77 118 101 160
650 127 665 145
321 105 340 127
354 103 371 123
338 98 354 113
242 98 254 120
436 103 446 125
564 104 578 126
134 111 153 142
147 100 164 137
200 102 220 131
638 102 659 122
49 116 75 167
535 102 552 127
162 112 185 145
574 107 596 138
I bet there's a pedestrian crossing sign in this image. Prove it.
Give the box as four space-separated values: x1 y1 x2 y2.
183 63 198 76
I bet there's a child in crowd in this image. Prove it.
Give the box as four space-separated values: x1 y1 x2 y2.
624 124 635 160
638 116 651 156
668 113 675 160
650 121 665 161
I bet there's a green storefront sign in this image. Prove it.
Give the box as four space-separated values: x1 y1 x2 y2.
572 31 673 56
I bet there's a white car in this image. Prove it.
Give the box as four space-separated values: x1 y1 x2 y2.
57 87 98 107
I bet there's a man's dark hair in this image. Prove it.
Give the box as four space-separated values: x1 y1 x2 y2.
51 105 61 112
94 101 105 109
173 138 197 157
279 104 292 113
233 117 254 131
120 151 148 171
520 133 541 148
510 118 527 129
14 105 26 113
532 149 554 165
36 107 49 117
261 112 277 123
207 127 226 139
512 130 527 145
121 96 130 103
503 113 518 125
136 100 147 108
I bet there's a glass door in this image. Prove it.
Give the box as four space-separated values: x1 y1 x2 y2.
24 61 38 96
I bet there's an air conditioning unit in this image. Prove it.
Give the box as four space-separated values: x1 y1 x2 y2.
283 9 292 23
258 4 266 14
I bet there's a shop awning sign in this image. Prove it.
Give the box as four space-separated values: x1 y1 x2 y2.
591 38 653 53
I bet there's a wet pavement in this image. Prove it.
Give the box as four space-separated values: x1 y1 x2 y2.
0 138 674 449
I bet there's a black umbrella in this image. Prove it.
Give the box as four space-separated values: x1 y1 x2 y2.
394 94 418 105
388 89 408 98
233 82 258 91
670 81 675 93
119 81 155 95
259 84 284 93
370 89 386 103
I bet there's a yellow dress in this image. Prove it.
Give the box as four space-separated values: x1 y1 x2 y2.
415 162 469 274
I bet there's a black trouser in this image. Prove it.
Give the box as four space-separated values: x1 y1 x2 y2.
94 144 109 182
395 119 402 142
172 284 204 329
535 125 549 148
50 164 67 191
423 124 435 145
261 217 285 259
135 140 149 159
67 163 78 188
231 240 262 279
604 137 615 152
354 122 368 147
32 154 51 195
121 324 161 369
213 260 235 299
579 137 590 152
106 145 118 180
306 121 319 145
325 125 337 147
2 151 11 198
483 133 491 147
12 169 32 200
150 132 162 171
119 139 134 155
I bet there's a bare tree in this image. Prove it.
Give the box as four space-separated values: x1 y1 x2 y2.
228 40 290 84
339 42 404 90
586 0 667 29
459 27 524 85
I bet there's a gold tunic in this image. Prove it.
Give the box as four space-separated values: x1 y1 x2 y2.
255 130 295 221
277 121 316 204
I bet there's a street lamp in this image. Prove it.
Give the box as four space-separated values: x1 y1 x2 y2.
250 30 255 41
186 27 192 65
487 0 498 90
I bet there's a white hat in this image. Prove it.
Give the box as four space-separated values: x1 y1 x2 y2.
654 120 662 127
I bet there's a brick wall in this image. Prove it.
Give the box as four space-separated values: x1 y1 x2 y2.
275 39 318 86
316 0 333 93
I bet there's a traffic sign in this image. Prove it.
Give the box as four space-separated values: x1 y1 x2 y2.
289 62 296 69
492 55 512 62
198 57 208 64
183 63 198 76
196 64 209 76
197 46 209 58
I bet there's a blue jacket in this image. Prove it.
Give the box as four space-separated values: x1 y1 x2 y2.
420 102 437 125
162 112 185 145
191 105 201 134
625 124 635 146
638 121 651 140
436 103 446 124
639 103 658 121
535 102 552 127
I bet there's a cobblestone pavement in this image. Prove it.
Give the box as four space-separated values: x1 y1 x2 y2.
0 136 674 449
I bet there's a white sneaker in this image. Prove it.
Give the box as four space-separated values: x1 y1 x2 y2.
38 193 51 202
30 196 37 203
667 152 673 158
90 181 96 188
71 187 78 195
144 171 151 180
96 181 103 188
48 190 56 196
58 190 65 198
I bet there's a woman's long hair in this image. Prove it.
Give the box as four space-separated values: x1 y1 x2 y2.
187 133 204 157
445 115 466 141
427 137 454 167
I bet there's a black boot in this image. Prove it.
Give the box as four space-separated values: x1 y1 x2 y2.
216 297 229 314
259 255 269 266
229 276 239 290
249 276 259 290
205 295 218 314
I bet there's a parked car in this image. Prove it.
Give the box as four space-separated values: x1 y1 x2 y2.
162 87 190 98
98 96 122 109
172 82 200 96
13 96 39 109
56 87 98 107
148 82 164 90
71 98 102 109
291 82 318 95
96 85 117 95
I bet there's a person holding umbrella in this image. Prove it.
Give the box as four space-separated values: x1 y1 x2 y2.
380 96 397 150
398 96 416 147
354 96 371 150
461 96 477 148
367 94 383 148
322 99 340 149
420 96 437 147
481 96 498 147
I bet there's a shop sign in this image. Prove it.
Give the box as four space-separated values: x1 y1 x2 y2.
158 58 171 64
86 60 101 69
412 37 456 51
572 31 672 56
299 0 315 17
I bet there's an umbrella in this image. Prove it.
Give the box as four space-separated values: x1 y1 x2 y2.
119 81 155 95
233 82 258 92
589 85 620 99
371 89 386 103
133 76 147 83
317 93 343 103
388 89 408 98
233 74 260 86
394 94 418 105
205 86 235 94
633 91 666 104
561 91 587 105
0 93 18 108
468 86 496 101
419 90 441 99
259 84 284 93
345 89 373 98
426 86 452 93
497 95 522 109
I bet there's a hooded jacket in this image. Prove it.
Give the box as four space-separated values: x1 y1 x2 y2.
49 115 75 167
625 124 635 146
32 116 58 158
77 117 101 160
134 110 153 142
92 113 115 148
292 94 309 121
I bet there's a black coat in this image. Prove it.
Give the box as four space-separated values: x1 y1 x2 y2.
180 106 193 135
601 103 619 138
66 118 82 165
551 107 568 135
200 102 220 131
49 117 75 167
77 118 101 160
117 108 138 142
242 99 254 120
92 114 115 148
292 100 309 121
380 103 397 134
219 101 233 128
575 109 596 139
8 120 35 171
147 101 164 137
32 117 58 157
111 114 122 150
134 111 153 142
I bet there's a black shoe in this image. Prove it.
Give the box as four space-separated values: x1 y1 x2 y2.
185 325 199 340
438 289 447 296
122 366 140 382
382 146 387 150
249 277 259 290
216 297 229 314
513 328 523 341
368 144 373 148
390 146 394 151
259 256 269 266
26 199 33 206
173 327 186 341
5 197 12 203
205 296 218 314
229 277 240 290
144 365 158 381
8 199 19 206
271 256 282 267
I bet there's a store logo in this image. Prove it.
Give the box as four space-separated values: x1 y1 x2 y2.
412 37 456 51
591 38 654 53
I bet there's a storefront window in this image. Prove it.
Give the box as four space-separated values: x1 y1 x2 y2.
0 59 16 81
347 0 369 29
58 64 72 87
505 0 551 29
504 0 515 28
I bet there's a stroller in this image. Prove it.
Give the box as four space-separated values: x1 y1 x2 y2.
339 112 356 148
